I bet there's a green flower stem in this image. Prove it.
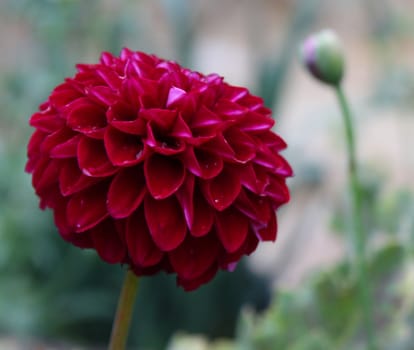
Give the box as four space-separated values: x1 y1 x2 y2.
109 269 139 350
335 85 376 350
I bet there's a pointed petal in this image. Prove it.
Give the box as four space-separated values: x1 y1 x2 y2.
126 209 163 267
216 207 249 253
253 210 277 241
201 134 235 160
190 106 222 128
239 164 270 195
139 108 177 130
181 147 223 179
40 128 76 153
215 99 248 118
219 228 259 268
169 235 219 280
90 220 126 264
27 129 47 158
50 135 81 158
66 98 107 136
59 159 100 196
177 264 218 291
30 109 64 133
202 167 241 211
77 137 118 177
176 173 195 229
144 154 185 199
224 128 256 163
144 195 186 251
86 86 119 106
104 126 146 166
107 101 146 135
66 182 109 232
239 111 274 132
265 176 290 205
235 189 272 224
107 167 146 218
191 190 214 237
170 114 192 138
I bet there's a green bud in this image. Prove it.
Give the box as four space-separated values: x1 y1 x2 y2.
301 29 345 86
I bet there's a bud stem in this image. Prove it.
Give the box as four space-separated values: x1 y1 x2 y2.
109 269 139 350
335 85 376 350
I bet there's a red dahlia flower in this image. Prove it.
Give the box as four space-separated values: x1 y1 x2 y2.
26 49 292 290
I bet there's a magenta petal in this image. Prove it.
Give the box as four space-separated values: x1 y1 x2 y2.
77 137 118 177
259 132 287 150
27 129 47 157
126 209 163 267
140 108 177 130
170 114 192 138
239 111 274 132
166 86 186 107
219 229 259 267
239 164 269 195
144 195 186 251
265 176 290 204
202 167 241 211
169 235 219 280
34 160 60 194
215 99 248 118
190 106 222 128
191 190 214 237
96 67 122 90
107 167 146 218
215 207 249 253
182 147 223 180
235 189 272 224
224 128 256 163
254 210 277 241
104 126 145 166
87 86 119 106
49 84 82 108
50 135 81 158
66 98 107 135
30 110 64 133
90 220 126 264
66 182 109 232
144 154 185 199
177 264 218 291
202 134 235 160
176 173 195 229
40 128 76 154
59 159 100 196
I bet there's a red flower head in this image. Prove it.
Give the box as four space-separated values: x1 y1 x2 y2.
26 49 292 291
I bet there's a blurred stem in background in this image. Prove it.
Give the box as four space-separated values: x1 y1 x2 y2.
301 30 376 350
335 86 376 350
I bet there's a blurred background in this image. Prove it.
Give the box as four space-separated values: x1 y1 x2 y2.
1 0 414 349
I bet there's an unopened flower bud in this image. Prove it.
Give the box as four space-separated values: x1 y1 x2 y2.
301 29 345 86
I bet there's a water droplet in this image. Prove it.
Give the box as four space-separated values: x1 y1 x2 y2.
76 223 81 229
135 150 143 159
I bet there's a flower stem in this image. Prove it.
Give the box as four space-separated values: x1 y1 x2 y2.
109 269 139 350
335 85 376 350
